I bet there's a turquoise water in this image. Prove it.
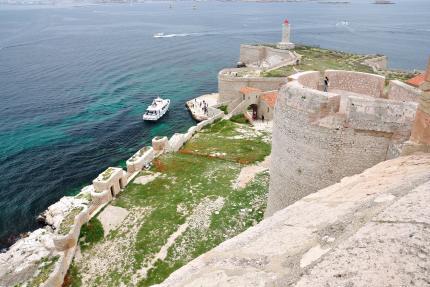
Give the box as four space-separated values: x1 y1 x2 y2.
0 0 429 248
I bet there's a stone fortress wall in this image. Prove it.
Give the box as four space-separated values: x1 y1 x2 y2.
218 43 301 105
218 67 285 103
266 70 420 216
239 44 299 68
154 59 430 287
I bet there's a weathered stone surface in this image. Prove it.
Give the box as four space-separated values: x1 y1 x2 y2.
0 228 58 286
155 154 430 287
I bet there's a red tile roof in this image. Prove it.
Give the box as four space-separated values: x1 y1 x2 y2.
240 87 262 94
406 74 425 87
261 91 278 108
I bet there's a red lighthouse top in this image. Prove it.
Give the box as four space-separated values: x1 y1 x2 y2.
284 19 289 25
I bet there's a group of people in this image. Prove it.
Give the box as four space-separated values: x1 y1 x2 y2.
190 98 209 116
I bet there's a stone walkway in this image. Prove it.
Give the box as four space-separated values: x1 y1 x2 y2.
97 205 129 236
186 93 219 121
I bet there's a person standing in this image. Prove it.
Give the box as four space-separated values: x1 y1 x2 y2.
324 76 329 92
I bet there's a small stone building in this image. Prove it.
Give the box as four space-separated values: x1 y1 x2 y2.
239 87 278 121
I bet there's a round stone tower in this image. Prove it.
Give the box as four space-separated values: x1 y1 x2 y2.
410 57 430 145
277 19 295 50
265 70 419 217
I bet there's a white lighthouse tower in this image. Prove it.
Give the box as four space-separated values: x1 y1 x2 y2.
277 19 295 50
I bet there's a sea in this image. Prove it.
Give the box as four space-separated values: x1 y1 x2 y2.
0 0 429 249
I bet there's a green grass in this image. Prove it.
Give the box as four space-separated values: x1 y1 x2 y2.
62 263 82 287
79 217 104 251
263 45 376 78
218 105 228 115
138 171 269 286
230 113 249 124
182 119 270 164
74 120 271 286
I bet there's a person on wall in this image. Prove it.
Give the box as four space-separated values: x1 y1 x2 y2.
324 76 330 92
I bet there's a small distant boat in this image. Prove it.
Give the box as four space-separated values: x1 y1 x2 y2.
143 97 170 121
374 0 395 4
153 32 165 38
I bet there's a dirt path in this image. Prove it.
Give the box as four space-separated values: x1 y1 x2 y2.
97 205 129 236
234 155 271 189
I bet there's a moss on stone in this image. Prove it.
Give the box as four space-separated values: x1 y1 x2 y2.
58 207 84 235
27 255 60 287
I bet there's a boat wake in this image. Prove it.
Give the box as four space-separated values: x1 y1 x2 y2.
336 20 350 27
335 21 354 32
153 32 191 38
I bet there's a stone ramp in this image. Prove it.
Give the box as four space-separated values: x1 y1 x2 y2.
154 154 430 287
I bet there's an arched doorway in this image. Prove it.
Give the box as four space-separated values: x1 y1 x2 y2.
110 186 115 198
119 178 125 189
247 104 258 120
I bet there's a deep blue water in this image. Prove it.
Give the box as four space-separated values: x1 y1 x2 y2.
0 0 429 248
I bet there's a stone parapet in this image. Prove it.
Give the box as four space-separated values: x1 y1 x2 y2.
92 167 127 194
126 147 155 173
239 44 298 68
345 96 417 134
387 79 421 102
53 208 90 251
152 136 169 153
324 70 385 98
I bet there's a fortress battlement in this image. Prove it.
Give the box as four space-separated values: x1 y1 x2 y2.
283 70 419 134
266 69 422 216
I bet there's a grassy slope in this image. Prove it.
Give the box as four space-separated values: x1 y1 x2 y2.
262 45 416 82
70 120 271 286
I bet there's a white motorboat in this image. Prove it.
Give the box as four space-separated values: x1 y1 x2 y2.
143 97 170 121
153 32 165 38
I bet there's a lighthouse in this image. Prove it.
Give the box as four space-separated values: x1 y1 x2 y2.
277 19 295 50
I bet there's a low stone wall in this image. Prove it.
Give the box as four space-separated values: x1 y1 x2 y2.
43 247 75 287
387 80 421 102
52 208 90 251
288 71 320 89
324 70 385 98
168 111 224 152
152 136 169 153
346 96 418 134
92 167 127 195
362 55 388 71
126 147 155 173
218 68 286 102
90 189 112 206
239 45 265 65
239 44 298 68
